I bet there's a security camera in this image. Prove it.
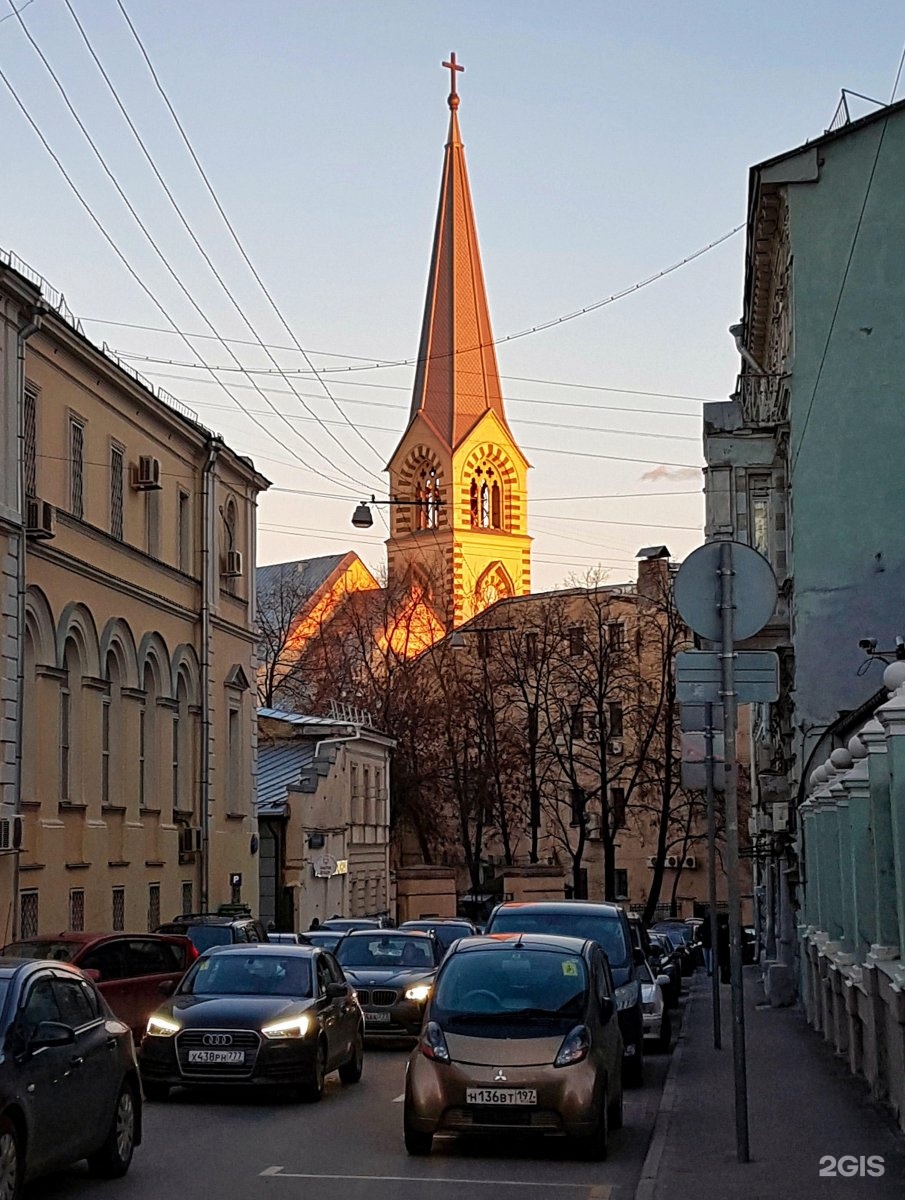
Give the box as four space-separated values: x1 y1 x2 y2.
859 638 878 653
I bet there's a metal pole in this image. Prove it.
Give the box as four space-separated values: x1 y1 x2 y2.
720 540 749 1163
704 701 721 1050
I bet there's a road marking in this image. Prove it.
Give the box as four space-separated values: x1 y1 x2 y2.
393 1092 405 1102
259 1167 611 1191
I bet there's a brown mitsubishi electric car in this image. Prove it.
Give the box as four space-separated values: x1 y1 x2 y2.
403 934 624 1159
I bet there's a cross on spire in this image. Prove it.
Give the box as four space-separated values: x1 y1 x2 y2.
442 52 464 110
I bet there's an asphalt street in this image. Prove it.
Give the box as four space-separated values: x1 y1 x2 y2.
24 1040 674 1200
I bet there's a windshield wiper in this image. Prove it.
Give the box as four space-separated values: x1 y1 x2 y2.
447 1008 566 1024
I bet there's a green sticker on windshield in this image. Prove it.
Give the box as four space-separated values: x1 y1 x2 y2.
562 960 579 977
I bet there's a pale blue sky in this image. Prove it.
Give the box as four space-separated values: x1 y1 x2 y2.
2 0 903 587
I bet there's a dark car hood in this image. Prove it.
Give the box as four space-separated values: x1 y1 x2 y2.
342 967 435 989
163 994 315 1028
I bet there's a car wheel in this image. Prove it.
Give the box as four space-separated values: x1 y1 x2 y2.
574 1093 608 1161
623 1042 644 1088
339 1029 364 1084
0 1116 23 1200
142 1081 170 1102
403 1117 433 1156
658 1011 672 1053
88 1081 137 1178
299 1041 327 1103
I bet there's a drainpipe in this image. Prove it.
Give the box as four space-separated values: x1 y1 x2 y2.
728 322 768 376
200 437 223 911
11 305 43 941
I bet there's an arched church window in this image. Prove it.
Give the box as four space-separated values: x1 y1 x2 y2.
469 463 504 530
416 465 441 529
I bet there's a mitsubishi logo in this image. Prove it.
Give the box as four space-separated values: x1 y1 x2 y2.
202 1033 233 1047
493 1068 507 1082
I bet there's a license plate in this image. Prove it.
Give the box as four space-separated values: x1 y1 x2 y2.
187 1049 245 1064
364 1010 391 1023
466 1087 537 1106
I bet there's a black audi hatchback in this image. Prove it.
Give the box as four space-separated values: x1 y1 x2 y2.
138 944 363 1101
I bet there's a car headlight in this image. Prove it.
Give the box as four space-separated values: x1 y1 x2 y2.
615 981 640 1011
261 1015 311 1040
404 984 431 1003
146 1014 180 1038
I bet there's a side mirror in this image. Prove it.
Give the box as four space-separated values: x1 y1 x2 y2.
158 979 176 996
30 1021 75 1050
657 974 671 988
326 982 347 999
599 996 615 1023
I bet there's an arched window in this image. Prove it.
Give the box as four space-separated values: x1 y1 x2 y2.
61 639 83 804
103 651 123 810
416 465 441 529
469 463 504 530
140 663 159 811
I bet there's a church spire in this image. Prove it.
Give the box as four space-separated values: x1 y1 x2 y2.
407 54 510 449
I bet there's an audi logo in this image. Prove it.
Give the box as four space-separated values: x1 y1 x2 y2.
202 1033 233 1047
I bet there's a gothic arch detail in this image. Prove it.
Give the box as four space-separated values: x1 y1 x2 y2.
99 618 140 689
24 586 55 667
474 561 515 610
396 445 445 531
460 444 519 531
55 602 101 677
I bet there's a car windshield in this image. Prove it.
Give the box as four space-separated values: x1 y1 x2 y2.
653 926 688 949
433 948 588 1037
172 925 234 952
305 932 341 951
487 909 630 969
403 924 472 952
322 920 378 931
336 936 436 969
180 953 312 996
2 940 79 962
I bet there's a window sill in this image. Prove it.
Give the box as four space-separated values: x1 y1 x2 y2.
19 862 44 872
145 859 165 867
59 802 88 811
224 811 247 821
108 860 131 868
139 807 161 816
102 804 128 813
18 799 40 810
65 861 91 870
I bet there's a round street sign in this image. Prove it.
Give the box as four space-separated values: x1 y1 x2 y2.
674 541 778 642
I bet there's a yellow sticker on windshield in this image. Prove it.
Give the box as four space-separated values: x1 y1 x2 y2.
562 960 579 977
199 960 210 970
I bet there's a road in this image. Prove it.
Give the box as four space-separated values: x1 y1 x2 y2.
26 1040 674 1200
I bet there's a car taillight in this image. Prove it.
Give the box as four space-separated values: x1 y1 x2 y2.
419 1021 450 1064
554 1024 591 1068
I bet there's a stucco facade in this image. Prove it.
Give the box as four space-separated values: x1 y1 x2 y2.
0 255 269 941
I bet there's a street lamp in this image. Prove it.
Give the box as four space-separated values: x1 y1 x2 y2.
351 495 442 529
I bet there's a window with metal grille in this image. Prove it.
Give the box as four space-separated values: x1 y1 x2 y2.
69 888 85 931
608 703 624 738
110 446 124 540
178 490 191 572
148 883 160 932
60 685 71 802
172 714 180 813
228 707 240 809
101 697 111 805
24 384 37 496
138 706 146 808
112 887 125 932
70 418 85 519
181 881 193 915
145 489 160 558
568 626 585 656
608 622 626 652
20 891 38 939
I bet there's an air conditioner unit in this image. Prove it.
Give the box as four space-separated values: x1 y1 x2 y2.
178 826 202 855
131 455 162 490
0 816 22 851
608 739 624 755
223 549 243 577
25 498 55 540
665 855 679 869
683 855 697 870
646 856 657 869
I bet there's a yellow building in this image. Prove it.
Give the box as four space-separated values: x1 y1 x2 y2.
0 253 269 941
386 68 531 626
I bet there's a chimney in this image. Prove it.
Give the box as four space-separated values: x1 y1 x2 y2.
636 546 671 601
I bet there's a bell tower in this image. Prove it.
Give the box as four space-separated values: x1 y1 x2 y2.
386 55 531 626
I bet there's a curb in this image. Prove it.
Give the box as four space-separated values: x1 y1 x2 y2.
633 980 696 1200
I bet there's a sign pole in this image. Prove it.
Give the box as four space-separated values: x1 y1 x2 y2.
704 700 721 1051
720 540 750 1163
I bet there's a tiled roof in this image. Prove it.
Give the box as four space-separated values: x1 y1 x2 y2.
256 742 316 816
256 553 351 600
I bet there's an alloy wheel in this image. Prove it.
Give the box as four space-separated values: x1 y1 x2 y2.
115 1089 136 1162
0 1129 20 1200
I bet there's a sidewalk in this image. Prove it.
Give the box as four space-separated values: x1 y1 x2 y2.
636 967 905 1199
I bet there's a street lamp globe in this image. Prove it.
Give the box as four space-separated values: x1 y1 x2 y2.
351 502 374 529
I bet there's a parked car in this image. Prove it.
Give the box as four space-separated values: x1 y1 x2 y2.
637 959 672 1052
138 944 363 1102
398 919 480 956
335 931 442 1037
647 932 682 1008
2 932 197 1041
156 912 269 951
650 922 696 976
742 925 758 965
0 956 142 1196
267 932 312 946
319 917 394 933
403 934 623 1159
485 901 645 1086
304 930 343 953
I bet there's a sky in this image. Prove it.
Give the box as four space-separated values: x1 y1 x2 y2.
2 0 904 589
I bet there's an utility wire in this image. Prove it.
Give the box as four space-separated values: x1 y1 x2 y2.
3 1 371 495
890 43 905 102
62 0 385 488
114 0 388 476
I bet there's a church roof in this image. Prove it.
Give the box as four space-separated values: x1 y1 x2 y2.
407 64 512 450
256 552 353 598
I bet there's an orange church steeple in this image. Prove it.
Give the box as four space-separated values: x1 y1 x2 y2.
387 56 531 627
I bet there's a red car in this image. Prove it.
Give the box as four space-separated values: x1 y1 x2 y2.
2 932 197 1039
